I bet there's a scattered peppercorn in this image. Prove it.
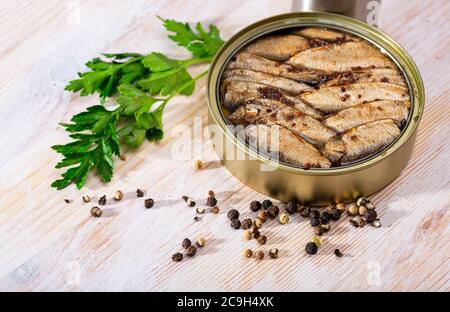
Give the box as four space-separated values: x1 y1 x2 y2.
90 206 102 217
257 210 268 222
297 204 305 213
261 199 273 210
350 217 365 228
188 199 196 207
82 195 91 203
136 189 144 197
310 218 320 227
192 159 203 170
182 195 189 202
210 206 220 214
227 209 240 220
172 252 183 262
64 199 71 204
348 203 358 216
335 203 346 212
196 207 205 214
269 248 279 259
186 245 197 257
144 198 154 209
267 205 280 218
331 210 341 221
309 209 320 219
364 209 378 223
300 206 311 218
372 219 382 228
365 201 375 209
243 230 252 240
321 211 331 224
193 216 201 222
320 224 330 232
305 242 318 255
314 227 325 236
113 190 123 201
252 227 261 239
98 195 106 205
242 218 253 229
243 249 253 258
358 205 367 216
286 201 297 214
255 251 264 260
334 249 343 258
231 219 241 229
356 196 367 207
208 190 215 197
253 218 264 228
182 238 192 249
257 235 267 245
206 196 218 207
119 154 127 161
249 200 262 212
279 213 289 224
196 237 206 247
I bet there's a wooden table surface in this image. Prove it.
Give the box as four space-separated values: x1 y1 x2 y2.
0 0 448 292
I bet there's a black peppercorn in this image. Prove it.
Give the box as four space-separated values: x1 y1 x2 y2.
242 218 253 230
310 218 320 227
300 207 311 218
331 210 341 221
364 209 378 223
261 199 273 210
286 201 297 214
230 218 241 229
144 198 154 209
64 199 71 204
267 205 280 218
186 245 197 257
305 242 318 255
206 196 218 207
188 200 196 207
321 211 331 224
252 227 260 239
227 209 240 220
182 195 189 202
172 252 183 262
249 201 262 212
182 238 191 249
334 249 343 258
309 209 320 220
98 195 106 205
136 189 144 197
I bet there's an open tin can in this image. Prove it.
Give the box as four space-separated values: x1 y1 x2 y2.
206 12 424 205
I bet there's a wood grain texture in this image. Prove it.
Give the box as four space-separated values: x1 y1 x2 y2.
0 0 448 291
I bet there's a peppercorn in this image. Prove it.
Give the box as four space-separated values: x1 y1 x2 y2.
192 159 203 170
365 201 375 210
348 203 358 216
309 209 320 220
243 230 252 240
310 218 320 227
82 195 91 203
356 196 367 207
334 249 343 258
249 200 262 212
261 199 273 210
98 195 106 205
188 199 196 207
196 207 205 214
269 248 279 259
113 190 123 201
193 216 201 222
350 217 365 228
312 236 323 247
372 219 382 228
196 237 206 247
286 201 297 214
172 252 183 262
90 206 102 217
136 189 144 197
305 242 318 255
206 196 217 207
300 206 311 218
358 205 367 216
314 227 324 236
364 209 378 223
182 238 191 249
253 218 263 228
243 249 253 258
227 209 240 220
186 245 197 257
257 210 268 222
230 219 241 229
255 251 264 260
267 205 280 218
279 213 289 224
257 235 267 245
242 218 253 229
182 195 189 202
252 228 260 239
297 204 305 213
320 224 330 232
207 190 215 197
335 203 346 212
144 198 154 209
119 154 127 161
331 209 341 221
321 211 331 224
210 206 220 214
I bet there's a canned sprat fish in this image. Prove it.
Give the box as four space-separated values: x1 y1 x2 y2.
206 12 424 205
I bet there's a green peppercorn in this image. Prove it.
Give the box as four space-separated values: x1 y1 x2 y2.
249 201 262 212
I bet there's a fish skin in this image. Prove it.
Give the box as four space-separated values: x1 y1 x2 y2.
241 124 331 168
242 35 310 61
226 52 323 83
323 100 410 133
322 119 400 164
227 99 336 146
223 69 312 95
322 68 407 87
287 41 395 72
299 82 409 114
291 27 360 42
223 81 323 119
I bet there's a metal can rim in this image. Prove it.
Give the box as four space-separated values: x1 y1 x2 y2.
207 12 425 176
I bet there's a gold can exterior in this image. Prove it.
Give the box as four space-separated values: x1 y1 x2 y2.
207 12 424 205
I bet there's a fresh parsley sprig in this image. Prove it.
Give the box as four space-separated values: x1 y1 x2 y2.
52 17 224 189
